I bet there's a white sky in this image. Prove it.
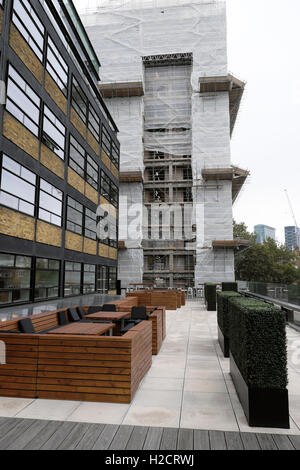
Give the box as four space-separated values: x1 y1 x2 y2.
74 0 300 243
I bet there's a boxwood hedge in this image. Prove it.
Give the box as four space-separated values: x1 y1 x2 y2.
217 291 241 336
222 282 238 292
228 297 288 390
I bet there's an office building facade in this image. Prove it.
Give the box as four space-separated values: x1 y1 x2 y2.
0 0 119 306
254 225 276 244
285 226 300 251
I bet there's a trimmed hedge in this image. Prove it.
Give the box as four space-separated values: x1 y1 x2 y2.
217 291 241 337
222 282 238 292
205 283 217 311
228 297 288 390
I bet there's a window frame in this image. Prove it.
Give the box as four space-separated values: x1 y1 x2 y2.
42 105 66 160
6 64 41 137
38 178 63 227
46 35 69 96
0 154 37 217
34 257 60 301
71 76 88 124
69 135 99 190
12 0 45 62
66 196 84 235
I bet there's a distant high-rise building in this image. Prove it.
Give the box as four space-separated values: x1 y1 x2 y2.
285 226 300 251
254 225 276 244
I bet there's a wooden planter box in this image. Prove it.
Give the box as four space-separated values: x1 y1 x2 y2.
230 354 290 428
0 311 152 404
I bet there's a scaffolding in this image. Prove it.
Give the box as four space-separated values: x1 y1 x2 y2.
79 0 248 287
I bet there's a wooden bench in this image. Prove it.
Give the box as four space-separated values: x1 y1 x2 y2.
0 310 152 403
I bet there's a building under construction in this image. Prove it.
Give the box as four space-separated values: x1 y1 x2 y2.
80 0 249 289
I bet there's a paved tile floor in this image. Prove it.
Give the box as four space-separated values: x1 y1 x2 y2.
0 301 299 434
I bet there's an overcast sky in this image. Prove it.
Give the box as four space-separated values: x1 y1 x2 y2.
227 0 300 242
75 0 300 243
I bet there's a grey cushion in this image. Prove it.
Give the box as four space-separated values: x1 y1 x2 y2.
18 318 35 334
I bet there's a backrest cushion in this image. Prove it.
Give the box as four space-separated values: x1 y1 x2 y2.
102 304 116 312
58 310 68 326
77 306 86 319
18 318 35 334
87 306 103 314
68 308 80 322
131 306 148 320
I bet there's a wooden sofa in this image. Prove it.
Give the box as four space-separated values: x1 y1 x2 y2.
0 309 152 403
107 297 166 355
126 289 185 310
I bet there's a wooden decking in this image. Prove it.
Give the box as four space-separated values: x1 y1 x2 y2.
0 417 299 450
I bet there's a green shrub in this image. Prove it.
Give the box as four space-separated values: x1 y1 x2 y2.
217 291 241 336
228 297 288 389
205 283 217 311
222 282 238 292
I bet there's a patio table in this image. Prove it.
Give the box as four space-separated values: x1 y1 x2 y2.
47 322 115 336
85 311 130 331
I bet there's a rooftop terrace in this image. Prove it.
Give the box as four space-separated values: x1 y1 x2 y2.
0 300 299 449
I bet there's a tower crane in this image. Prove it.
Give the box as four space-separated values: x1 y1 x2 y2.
284 189 298 227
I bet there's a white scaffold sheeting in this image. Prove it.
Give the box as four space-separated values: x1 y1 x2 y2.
80 0 235 285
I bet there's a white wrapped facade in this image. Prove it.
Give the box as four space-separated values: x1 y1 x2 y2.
80 0 245 288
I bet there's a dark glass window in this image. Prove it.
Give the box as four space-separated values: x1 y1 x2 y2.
83 264 96 294
101 172 118 208
97 265 108 294
0 253 32 305
66 197 83 235
39 179 63 226
46 36 68 95
85 207 97 240
12 0 45 61
112 143 119 168
64 262 81 297
88 105 100 141
42 106 66 159
35 258 60 300
6 65 41 136
86 156 98 190
102 126 111 155
100 172 110 200
69 136 99 189
0 155 36 216
72 77 88 123
69 136 85 178
109 267 117 291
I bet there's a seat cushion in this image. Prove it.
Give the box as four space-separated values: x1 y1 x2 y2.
18 318 35 334
57 310 68 326
87 305 103 314
68 308 80 322
102 304 116 312
77 306 86 319
131 306 148 320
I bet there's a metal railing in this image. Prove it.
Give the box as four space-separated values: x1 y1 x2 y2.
238 281 300 328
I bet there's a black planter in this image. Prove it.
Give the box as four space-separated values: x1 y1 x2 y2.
207 301 216 311
218 326 229 358
230 354 290 429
